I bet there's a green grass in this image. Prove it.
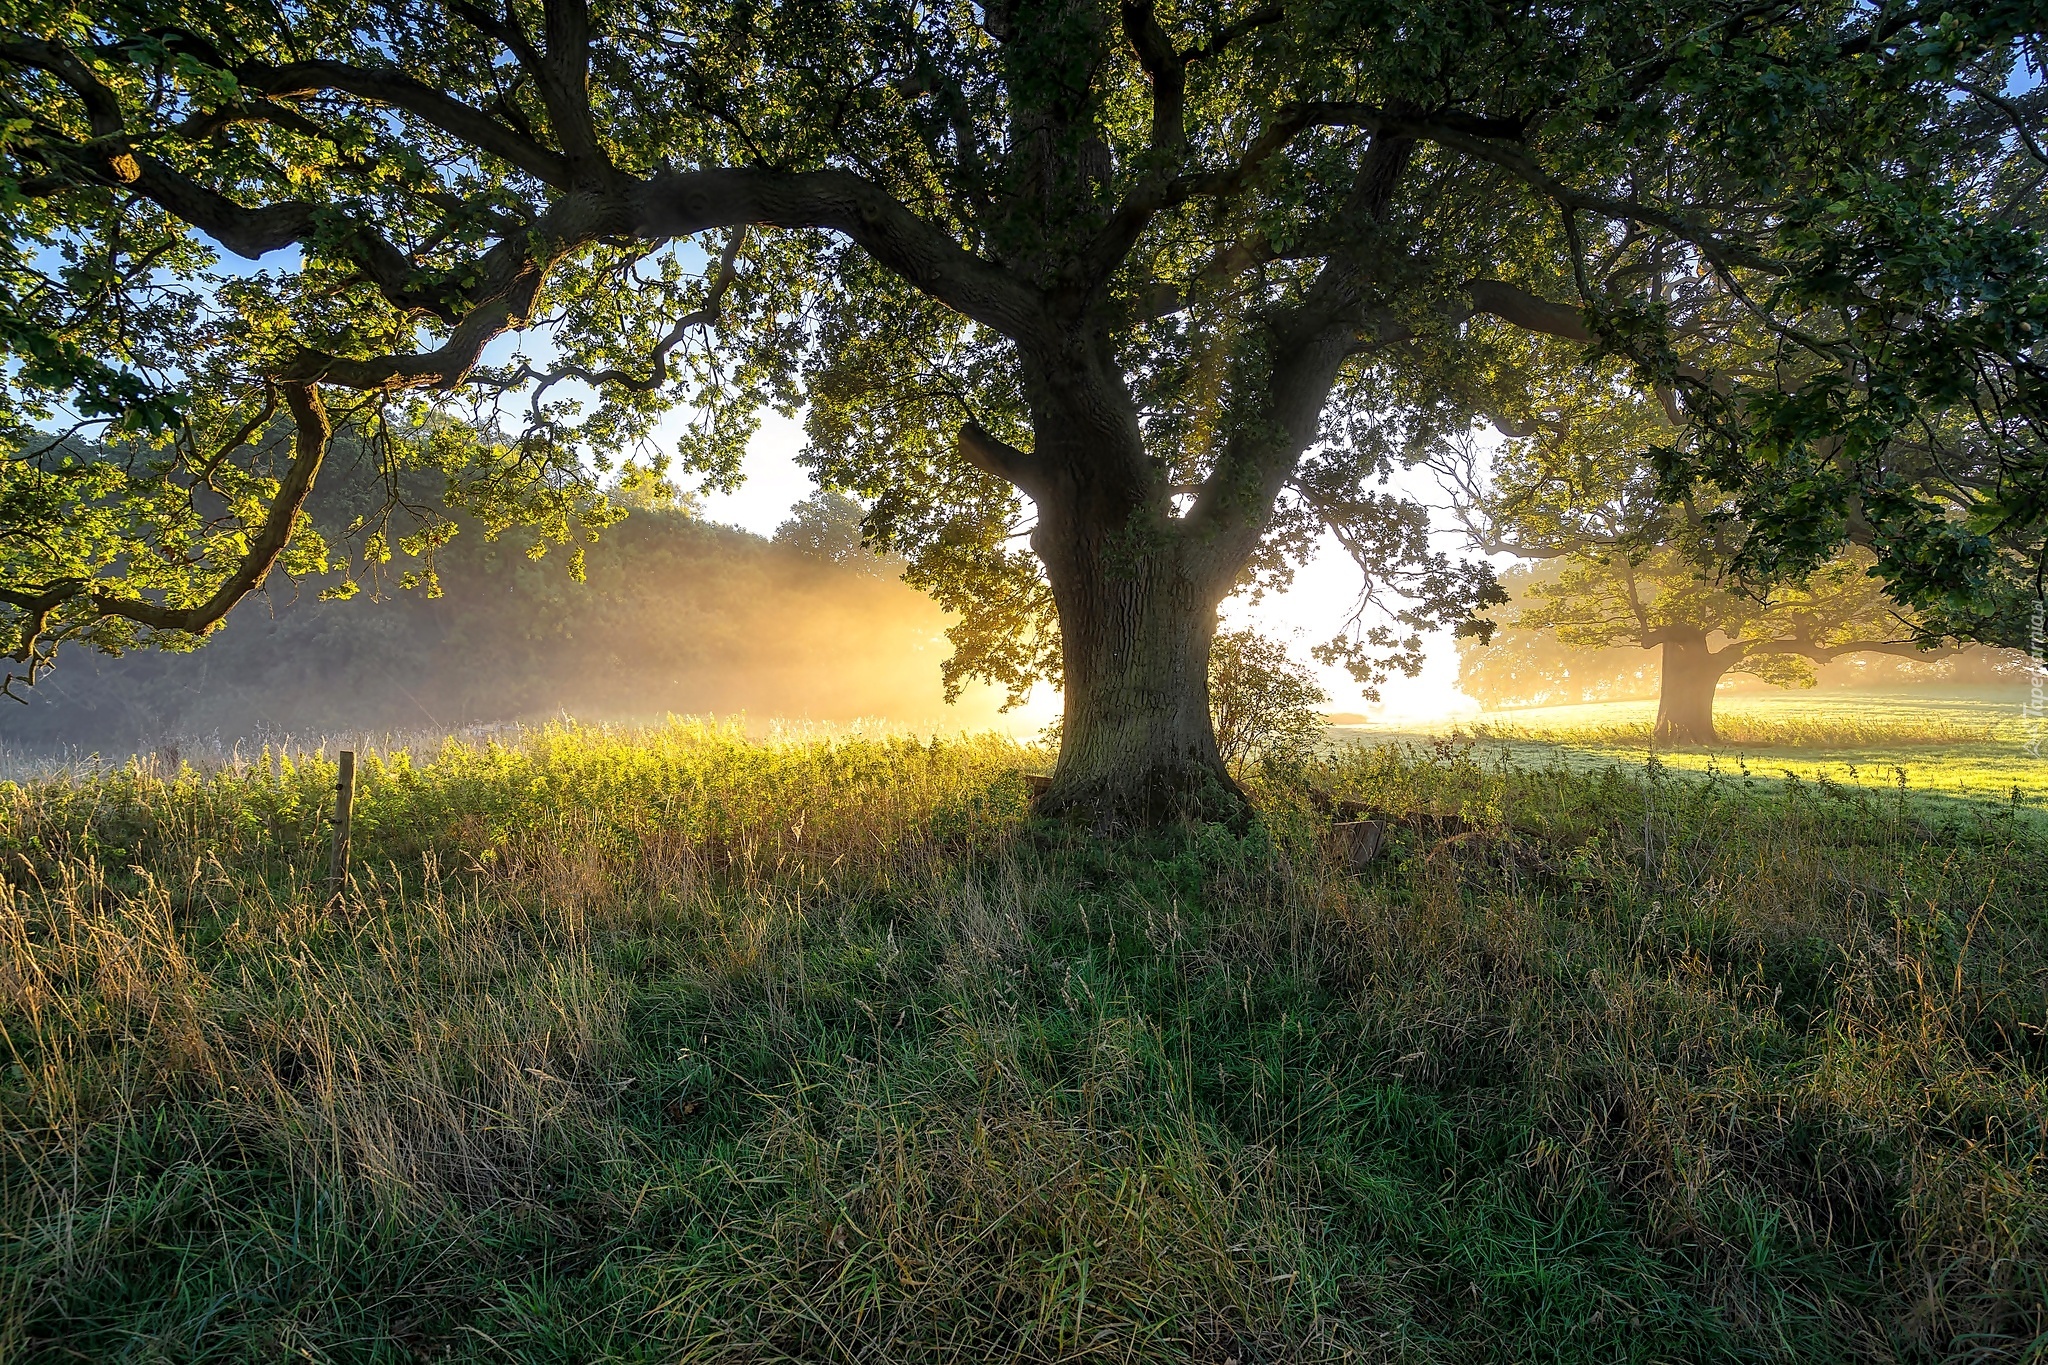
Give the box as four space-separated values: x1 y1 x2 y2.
1347 688 2048 810
1475 688 2016 747
2 718 2045 1361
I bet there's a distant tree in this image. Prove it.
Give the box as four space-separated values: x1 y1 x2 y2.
1493 547 1953 743
1208 628 1328 768
1459 558 2016 715
1446 375 1953 743
774 491 904 578
3 0 2039 820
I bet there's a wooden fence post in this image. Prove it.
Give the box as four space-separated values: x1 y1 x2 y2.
328 749 355 893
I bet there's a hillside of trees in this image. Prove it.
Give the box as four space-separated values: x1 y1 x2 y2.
0 474 997 755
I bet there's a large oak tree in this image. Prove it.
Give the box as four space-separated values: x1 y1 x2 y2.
2 0 2041 821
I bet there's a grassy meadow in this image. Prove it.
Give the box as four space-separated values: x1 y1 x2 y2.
1358 687 2048 810
1 718 2045 1361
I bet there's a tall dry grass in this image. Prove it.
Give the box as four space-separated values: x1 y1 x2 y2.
0 721 2042 1361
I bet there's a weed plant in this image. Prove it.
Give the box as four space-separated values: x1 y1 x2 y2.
1 721 2043 1361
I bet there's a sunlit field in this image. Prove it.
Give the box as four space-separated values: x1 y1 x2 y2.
1339 687 2048 809
1 718 2042 1361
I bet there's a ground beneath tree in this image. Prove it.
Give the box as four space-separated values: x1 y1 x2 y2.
3 720 2042 1361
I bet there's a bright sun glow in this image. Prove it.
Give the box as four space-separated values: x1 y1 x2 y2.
691 414 1488 731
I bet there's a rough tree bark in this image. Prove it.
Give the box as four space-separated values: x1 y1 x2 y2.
1654 632 1735 744
970 361 1251 824
1034 510 1237 822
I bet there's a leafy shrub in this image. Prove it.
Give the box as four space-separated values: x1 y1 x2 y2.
1209 627 1329 768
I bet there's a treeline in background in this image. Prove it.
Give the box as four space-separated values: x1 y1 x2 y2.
0 443 1001 755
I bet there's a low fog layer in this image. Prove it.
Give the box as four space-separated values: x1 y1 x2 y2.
0 506 1013 755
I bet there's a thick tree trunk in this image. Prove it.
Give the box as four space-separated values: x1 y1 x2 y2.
1654 633 1730 745
1039 551 1238 824
999 341 1279 828
1031 486 1239 827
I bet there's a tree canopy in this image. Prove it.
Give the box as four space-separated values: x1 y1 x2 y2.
773 489 905 577
3 0 2042 814
1455 560 1656 709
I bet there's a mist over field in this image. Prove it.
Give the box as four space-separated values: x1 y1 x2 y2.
9 484 2033 777
0 505 1020 757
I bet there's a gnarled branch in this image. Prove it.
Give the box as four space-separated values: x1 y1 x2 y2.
90 384 331 634
630 166 1050 345
957 421 1048 498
